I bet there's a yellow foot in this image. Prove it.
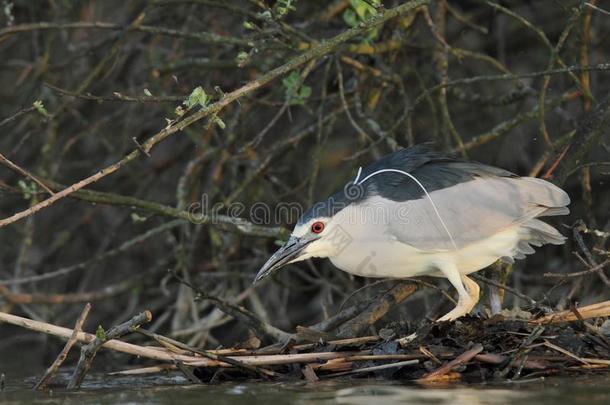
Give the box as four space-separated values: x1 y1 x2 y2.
437 301 476 322
437 275 480 322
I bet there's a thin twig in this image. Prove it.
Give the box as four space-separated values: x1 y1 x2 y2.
495 326 545 379
43 82 186 103
0 106 36 127
137 328 279 378
0 22 249 45
172 271 295 342
471 274 537 306
34 303 92 390
325 359 419 377
584 2 610 17
543 260 610 278
0 153 54 195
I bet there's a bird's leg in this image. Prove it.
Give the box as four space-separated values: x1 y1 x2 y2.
462 274 480 310
486 261 512 315
436 261 480 321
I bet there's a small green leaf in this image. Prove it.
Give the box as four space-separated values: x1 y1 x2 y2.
299 85 312 99
274 0 297 18
17 180 36 200
343 0 380 40
342 8 358 27
243 21 255 30
282 72 311 105
282 71 300 93
213 116 226 129
185 86 208 108
4 2 14 25
259 10 272 21
131 212 147 223
32 100 49 118
95 325 107 342
236 51 250 67
18 180 30 200
351 0 379 18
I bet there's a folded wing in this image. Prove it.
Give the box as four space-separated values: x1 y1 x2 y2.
384 162 570 251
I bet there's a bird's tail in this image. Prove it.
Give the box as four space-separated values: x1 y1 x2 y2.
510 219 566 261
511 177 570 260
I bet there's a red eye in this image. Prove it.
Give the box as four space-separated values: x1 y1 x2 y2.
311 221 325 234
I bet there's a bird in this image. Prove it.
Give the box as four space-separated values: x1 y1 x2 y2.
254 145 570 321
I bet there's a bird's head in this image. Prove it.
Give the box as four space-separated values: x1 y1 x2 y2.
253 177 367 284
253 214 345 284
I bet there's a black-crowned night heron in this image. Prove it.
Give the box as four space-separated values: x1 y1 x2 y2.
255 145 570 321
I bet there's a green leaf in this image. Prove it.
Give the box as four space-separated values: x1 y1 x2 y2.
143 88 152 97
282 71 300 92
213 115 226 129
342 8 358 27
351 0 379 19
17 180 36 200
95 325 107 342
282 72 311 105
185 86 208 109
236 51 250 68
131 212 147 223
299 85 312 99
274 0 297 18
343 0 380 40
32 100 49 118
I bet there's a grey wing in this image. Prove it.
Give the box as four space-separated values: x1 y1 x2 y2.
387 176 570 251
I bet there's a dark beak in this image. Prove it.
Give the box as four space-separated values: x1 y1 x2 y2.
254 236 313 284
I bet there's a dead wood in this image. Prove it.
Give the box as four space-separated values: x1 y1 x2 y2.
335 282 419 338
34 303 92 390
67 310 152 389
418 344 483 382
532 301 610 324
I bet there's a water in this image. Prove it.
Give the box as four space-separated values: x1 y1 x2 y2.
2 372 610 404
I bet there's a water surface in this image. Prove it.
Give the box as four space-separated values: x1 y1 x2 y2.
2 371 610 405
